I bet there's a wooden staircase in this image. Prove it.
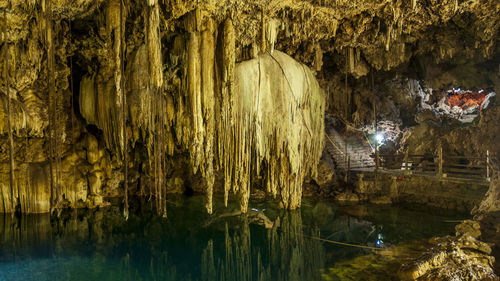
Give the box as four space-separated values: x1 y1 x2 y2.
324 119 375 172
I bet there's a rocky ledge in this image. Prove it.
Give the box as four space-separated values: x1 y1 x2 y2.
399 220 499 281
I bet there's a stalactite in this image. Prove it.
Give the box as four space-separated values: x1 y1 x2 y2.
349 47 355 73
25 129 30 213
385 24 392 51
153 93 160 213
187 29 204 174
265 19 280 54
219 18 236 208
69 22 77 202
146 0 165 217
201 19 216 214
119 0 128 220
146 0 163 90
314 43 323 72
412 0 417 10
44 0 57 213
261 10 266 53
160 95 167 218
4 9 15 215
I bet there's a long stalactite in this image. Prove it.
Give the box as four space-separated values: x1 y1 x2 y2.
218 19 236 208
119 0 129 219
44 0 58 213
4 8 15 215
146 0 166 217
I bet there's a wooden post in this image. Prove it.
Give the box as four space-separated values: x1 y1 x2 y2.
372 70 376 131
344 139 348 182
345 50 348 119
345 139 348 167
486 150 490 180
347 155 351 174
372 71 379 171
404 148 409 171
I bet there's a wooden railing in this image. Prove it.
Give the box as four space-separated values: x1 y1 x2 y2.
378 148 491 181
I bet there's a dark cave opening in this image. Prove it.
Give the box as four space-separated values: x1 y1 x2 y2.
68 53 86 123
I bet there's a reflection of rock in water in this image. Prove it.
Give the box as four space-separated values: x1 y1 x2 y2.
200 211 325 281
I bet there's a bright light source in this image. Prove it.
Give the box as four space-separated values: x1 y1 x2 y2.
375 133 384 144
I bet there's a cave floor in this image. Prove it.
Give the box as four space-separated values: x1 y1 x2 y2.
0 196 468 281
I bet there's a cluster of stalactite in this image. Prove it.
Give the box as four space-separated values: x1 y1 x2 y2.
1 0 67 214
94 8 325 215
80 6 325 214
173 10 325 214
2 1 326 215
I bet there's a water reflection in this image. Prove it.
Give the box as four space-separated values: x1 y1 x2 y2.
200 211 325 281
0 197 463 281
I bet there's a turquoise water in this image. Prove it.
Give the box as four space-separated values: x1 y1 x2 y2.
0 196 467 281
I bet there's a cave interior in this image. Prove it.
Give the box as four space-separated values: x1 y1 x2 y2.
1 0 500 280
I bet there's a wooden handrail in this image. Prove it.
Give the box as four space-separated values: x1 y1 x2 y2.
377 151 494 181
325 133 346 157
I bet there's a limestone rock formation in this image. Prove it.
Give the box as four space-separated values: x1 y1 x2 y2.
399 233 499 281
475 173 500 215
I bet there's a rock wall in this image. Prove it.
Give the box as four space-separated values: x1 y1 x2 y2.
475 173 500 214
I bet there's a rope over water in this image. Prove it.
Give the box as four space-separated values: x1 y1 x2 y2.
304 234 384 250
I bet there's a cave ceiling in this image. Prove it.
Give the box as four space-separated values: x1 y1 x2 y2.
1 0 499 76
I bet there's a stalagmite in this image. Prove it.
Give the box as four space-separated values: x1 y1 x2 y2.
4 9 15 215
